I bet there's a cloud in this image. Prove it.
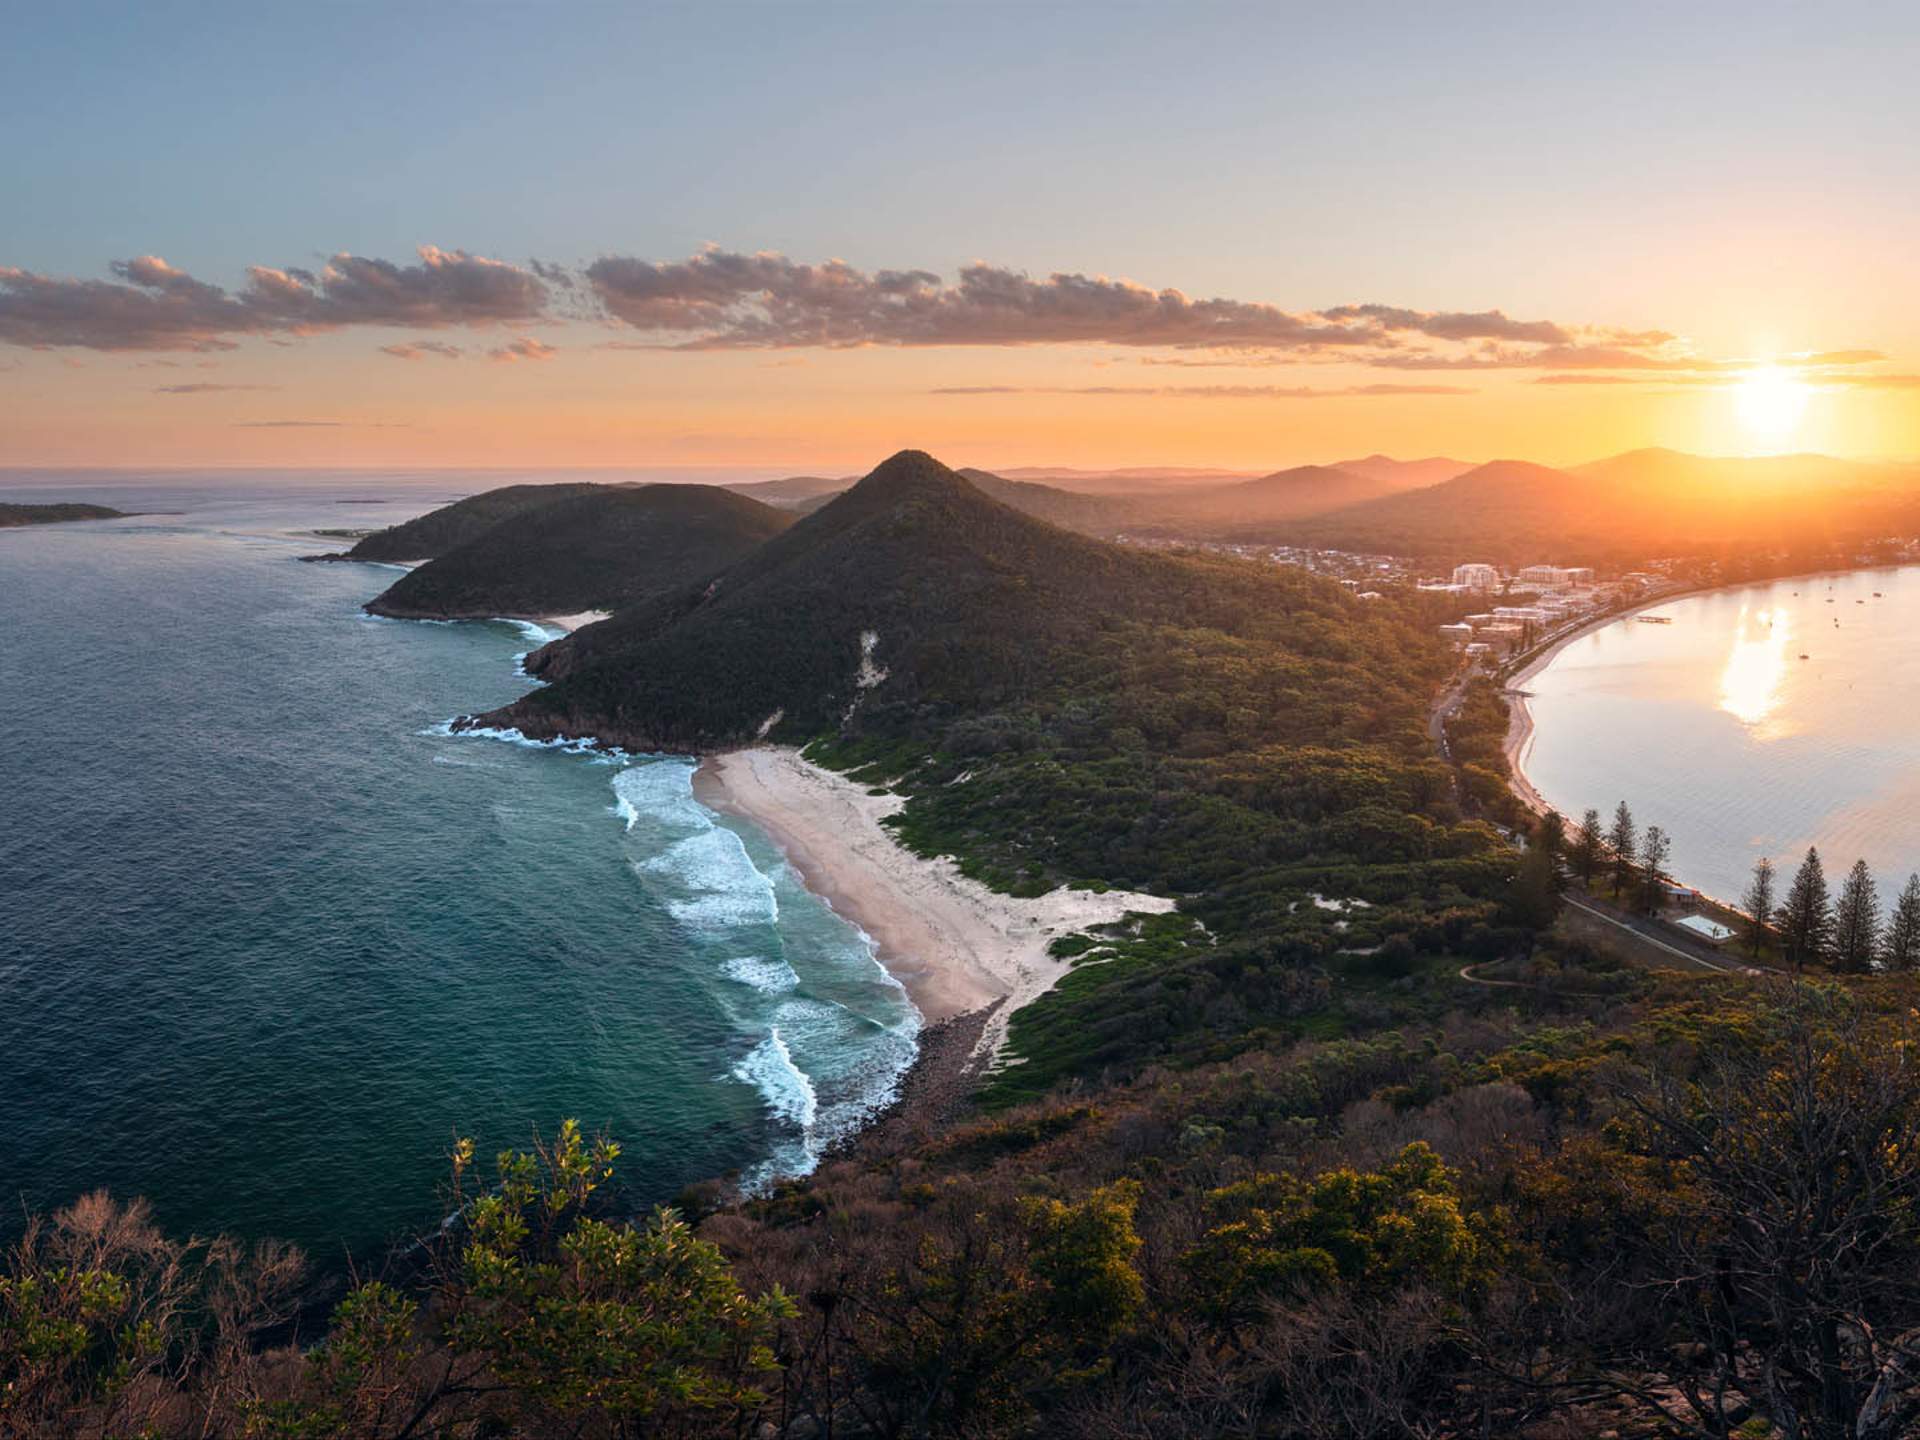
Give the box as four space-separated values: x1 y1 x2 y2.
154 382 276 394
380 340 465 360
584 248 1561 356
1317 303 1570 344
931 382 1473 399
0 247 548 351
1 242 1880 387
488 336 556 362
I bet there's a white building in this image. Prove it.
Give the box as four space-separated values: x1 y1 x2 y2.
1452 562 1502 592
1516 564 1597 589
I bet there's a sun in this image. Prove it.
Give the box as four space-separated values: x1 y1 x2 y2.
1732 365 1811 452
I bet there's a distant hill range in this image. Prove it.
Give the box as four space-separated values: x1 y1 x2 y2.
462 450 1385 752
1279 448 1920 562
363 485 793 621
0 502 127 528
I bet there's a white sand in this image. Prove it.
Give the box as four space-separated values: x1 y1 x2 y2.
694 747 1176 1059
537 609 612 634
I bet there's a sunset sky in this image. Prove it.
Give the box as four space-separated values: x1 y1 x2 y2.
4 1 1918 473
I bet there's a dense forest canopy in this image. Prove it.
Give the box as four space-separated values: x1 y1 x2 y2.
364 484 793 619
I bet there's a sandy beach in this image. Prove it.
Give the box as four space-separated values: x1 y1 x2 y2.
535 609 611 633
694 746 1175 1059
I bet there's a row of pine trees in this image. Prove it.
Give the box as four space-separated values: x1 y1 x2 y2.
1550 801 1920 972
1739 846 1920 971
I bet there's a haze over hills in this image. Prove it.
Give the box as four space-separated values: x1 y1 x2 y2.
723 474 853 507
1329 454 1476 489
1280 448 1920 562
363 485 794 621
1121 464 1414 538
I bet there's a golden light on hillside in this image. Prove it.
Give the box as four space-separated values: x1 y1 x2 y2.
1732 365 1811 452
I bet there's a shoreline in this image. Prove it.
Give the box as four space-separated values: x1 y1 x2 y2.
693 746 1175 1061
1496 565 1898 817
1499 560 1917 921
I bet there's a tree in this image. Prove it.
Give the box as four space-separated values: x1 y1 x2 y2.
442 1120 795 1436
1607 985 1920 1439
1833 859 1882 973
1638 825 1671 916
1570 807 1603 886
1777 846 1833 970
1508 841 1563 929
1537 810 1566 860
1607 802 1637 899
1887 873 1920 970
1742 855 1777 957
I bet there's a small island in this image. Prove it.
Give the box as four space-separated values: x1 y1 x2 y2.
0 501 128 528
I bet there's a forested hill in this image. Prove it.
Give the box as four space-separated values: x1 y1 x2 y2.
346 481 608 561
0 502 127 527
483 449 1416 754
363 485 793 620
469 451 1513 1090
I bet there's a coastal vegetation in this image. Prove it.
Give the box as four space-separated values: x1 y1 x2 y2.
344 483 608 562
363 484 792 620
0 502 125 527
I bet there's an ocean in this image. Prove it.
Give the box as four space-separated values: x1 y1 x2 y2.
1519 565 1920 910
0 475 917 1262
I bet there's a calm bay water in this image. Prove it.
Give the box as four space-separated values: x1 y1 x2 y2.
0 478 915 1262
1520 565 1920 908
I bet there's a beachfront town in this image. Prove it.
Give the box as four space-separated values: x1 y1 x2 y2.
1418 562 1666 663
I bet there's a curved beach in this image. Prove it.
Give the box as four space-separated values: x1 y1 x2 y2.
695 747 1175 1059
1501 591 1692 817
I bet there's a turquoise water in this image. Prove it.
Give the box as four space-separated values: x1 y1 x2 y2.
0 479 916 1262
1520 565 1920 909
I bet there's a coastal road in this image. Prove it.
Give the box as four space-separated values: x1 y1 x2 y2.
1560 892 1764 976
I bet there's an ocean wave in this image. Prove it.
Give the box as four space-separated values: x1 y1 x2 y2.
638 827 780 928
422 718 626 762
494 617 565 646
610 762 707 831
720 955 802 993
733 1026 818 1131
610 761 919 1191
730 995 921 1189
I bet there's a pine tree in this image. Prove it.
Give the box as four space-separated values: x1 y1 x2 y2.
1570 808 1603 886
1607 801 1637 900
1777 847 1832 971
1741 856 1776 957
1536 811 1566 893
1639 825 1671 916
1885 874 1920 970
1831 859 1881 973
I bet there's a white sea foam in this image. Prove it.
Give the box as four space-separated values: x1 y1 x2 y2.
610 763 707 831
733 1027 818 1131
609 761 920 1191
423 718 625 762
638 827 780 928
496 617 565 646
721 955 802 993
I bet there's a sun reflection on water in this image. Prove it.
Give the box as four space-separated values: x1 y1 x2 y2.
1718 605 1791 729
